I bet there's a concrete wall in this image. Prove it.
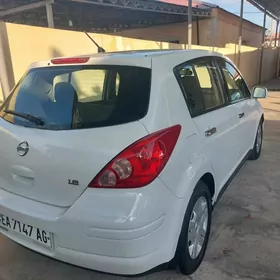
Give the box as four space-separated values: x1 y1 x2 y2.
114 22 201 45
115 8 263 48
0 22 277 102
261 48 278 83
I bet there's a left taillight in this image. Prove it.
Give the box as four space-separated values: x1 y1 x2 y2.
88 125 182 189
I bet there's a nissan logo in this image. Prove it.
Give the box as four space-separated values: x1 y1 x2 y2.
17 141 29 157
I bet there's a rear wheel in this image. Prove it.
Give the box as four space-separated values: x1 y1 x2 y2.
175 181 212 275
249 121 263 160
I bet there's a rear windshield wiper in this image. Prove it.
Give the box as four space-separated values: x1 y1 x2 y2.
3 110 45 126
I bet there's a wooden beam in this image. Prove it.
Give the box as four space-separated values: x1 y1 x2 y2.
0 0 54 18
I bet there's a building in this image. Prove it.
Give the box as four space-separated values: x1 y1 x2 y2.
265 32 280 47
115 2 265 48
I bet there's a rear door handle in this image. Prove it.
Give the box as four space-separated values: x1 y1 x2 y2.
239 113 245 119
205 127 217 137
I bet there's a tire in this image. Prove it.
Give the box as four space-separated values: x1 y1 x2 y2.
174 181 212 275
249 121 263 161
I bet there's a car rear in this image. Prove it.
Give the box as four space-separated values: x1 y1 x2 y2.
0 53 185 275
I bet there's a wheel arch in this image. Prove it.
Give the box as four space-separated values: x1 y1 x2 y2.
171 174 214 273
200 173 215 199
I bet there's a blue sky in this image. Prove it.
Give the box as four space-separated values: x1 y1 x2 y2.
206 0 272 28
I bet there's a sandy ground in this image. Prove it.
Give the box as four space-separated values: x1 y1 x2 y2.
1 92 280 280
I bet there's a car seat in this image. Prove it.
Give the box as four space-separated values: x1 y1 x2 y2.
53 82 78 128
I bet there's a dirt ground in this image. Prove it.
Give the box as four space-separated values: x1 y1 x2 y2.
1 92 280 280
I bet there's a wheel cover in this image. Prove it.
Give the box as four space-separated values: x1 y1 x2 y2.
256 124 262 154
187 196 208 259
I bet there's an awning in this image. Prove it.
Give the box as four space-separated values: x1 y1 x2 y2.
0 0 211 32
247 0 280 20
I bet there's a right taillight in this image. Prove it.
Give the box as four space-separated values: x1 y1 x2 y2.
88 125 181 189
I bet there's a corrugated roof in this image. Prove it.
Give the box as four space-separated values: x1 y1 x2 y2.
248 0 280 20
0 0 211 32
159 0 217 9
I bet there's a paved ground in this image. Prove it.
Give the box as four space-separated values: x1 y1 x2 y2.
1 91 280 280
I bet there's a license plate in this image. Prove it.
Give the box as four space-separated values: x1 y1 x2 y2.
0 213 52 248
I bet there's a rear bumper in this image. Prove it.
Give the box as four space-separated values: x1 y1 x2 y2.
0 179 184 275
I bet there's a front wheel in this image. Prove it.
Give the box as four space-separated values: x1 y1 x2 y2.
249 121 263 160
175 181 212 275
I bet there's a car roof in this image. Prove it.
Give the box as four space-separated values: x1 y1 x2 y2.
29 49 226 70
83 49 224 59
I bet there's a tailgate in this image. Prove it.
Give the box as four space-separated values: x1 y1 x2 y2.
0 120 148 207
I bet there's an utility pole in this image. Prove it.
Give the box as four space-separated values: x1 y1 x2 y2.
0 22 12 100
276 20 280 77
46 3 54 28
188 0 192 49
258 9 267 84
237 0 244 68
270 18 275 46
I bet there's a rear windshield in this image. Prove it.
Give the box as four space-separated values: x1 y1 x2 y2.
0 65 151 130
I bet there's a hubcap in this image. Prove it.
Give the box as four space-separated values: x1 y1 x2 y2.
256 125 262 154
187 197 208 259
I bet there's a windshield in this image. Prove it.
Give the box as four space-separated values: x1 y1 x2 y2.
0 65 151 130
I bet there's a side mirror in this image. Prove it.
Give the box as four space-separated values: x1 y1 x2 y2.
252 86 268 99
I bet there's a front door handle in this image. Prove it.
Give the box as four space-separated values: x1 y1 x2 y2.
205 127 217 137
239 113 245 119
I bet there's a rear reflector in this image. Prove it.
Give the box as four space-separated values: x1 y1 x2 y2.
51 57 90 64
88 125 181 189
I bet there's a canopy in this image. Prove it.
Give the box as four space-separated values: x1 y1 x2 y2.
0 0 211 32
248 0 280 20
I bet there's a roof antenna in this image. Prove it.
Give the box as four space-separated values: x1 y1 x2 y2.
84 30 106 53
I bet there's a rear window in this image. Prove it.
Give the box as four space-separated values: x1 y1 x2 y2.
0 65 151 130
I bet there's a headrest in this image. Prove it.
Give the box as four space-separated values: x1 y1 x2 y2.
54 82 78 103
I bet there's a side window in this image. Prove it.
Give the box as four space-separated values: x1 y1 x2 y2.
177 58 225 116
218 59 250 103
106 72 120 102
71 69 106 102
116 73 120 95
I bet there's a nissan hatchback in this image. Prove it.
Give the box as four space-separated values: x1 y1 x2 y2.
0 50 267 275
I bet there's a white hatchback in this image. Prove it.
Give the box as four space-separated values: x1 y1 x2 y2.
0 50 267 275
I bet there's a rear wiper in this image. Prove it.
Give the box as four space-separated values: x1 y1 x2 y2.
3 110 44 126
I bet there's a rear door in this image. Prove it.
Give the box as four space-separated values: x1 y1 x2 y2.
216 58 254 159
176 57 239 191
0 64 152 207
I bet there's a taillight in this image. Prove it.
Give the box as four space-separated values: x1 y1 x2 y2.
88 125 181 189
51 57 90 64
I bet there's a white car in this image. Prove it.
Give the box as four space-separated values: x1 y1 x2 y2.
0 50 267 275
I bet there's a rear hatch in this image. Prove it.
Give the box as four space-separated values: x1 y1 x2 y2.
0 61 151 207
